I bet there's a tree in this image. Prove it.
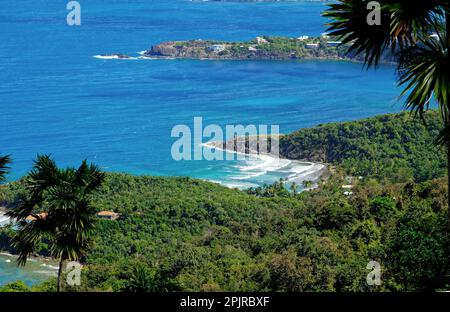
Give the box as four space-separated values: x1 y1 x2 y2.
324 1 450 224
0 281 30 292
124 265 158 292
0 154 11 183
7 155 105 292
0 154 11 202
302 180 313 189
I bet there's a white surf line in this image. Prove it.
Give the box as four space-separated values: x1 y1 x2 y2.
201 141 280 164
201 141 327 187
286 163 326 182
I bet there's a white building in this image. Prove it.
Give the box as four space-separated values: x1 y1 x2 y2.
327 41 342 47
297 36 309 41
207 44 226 53
256 36 268 44
305 43 319 49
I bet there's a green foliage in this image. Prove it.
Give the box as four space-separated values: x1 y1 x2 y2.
1 170 449 292
23 170 450 291
0 154 11 184
386 203 450 291
0 281 30 292
280 111 446 182
6 155 105 291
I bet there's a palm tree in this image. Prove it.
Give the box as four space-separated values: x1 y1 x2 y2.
0 154 11 183
302 180 313 190
7 155 105 291
290 182 298 195
324 1 450 224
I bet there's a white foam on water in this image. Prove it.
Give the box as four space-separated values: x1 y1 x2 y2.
93 54 170 60
221 181 259 189
93 55 140 60
286 162 325 182
44 265 60 270
33 270 58 276
0 252 13 257
230 171 267 180
201 142 325 190
0 213 10 227
93 55 121 59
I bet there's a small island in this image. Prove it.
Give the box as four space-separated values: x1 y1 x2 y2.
142 35 395 63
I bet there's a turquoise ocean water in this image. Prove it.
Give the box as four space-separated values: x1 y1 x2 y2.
1 0 403 285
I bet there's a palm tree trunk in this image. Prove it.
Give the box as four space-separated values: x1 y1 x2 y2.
57 259 64 292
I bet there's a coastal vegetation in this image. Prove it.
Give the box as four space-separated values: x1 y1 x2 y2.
2 173 449 291
144 35 394 62
280 111 446 183
0 155 11 184
1 111 449 292
324 0 450 225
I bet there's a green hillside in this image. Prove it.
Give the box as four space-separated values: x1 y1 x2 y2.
2 172 449 292
280 111 446 182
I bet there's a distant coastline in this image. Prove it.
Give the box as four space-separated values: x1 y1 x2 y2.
97 36 396 64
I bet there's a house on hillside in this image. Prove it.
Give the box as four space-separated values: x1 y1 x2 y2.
207 44 226 53
97 211 120 220
327 41 342 47
25 212 48 223
256 36 268 44
305 43 319 49
297 36 309 41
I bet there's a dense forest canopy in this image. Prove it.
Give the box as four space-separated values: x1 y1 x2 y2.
280 111 446 182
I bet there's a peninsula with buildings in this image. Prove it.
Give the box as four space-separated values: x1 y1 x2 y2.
139 36 395 63
97 35 395 63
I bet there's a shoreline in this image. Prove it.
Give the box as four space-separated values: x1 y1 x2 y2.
96 35 396 64
0 251 56 266
0 251 59 273
201 141 329 189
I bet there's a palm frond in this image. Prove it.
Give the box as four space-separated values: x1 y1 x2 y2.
397 29 450 137
0 154 11 183
324 0 393 67
8 155 104 267
324 0 446 67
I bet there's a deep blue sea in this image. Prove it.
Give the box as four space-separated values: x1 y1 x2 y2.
1 0 402 286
